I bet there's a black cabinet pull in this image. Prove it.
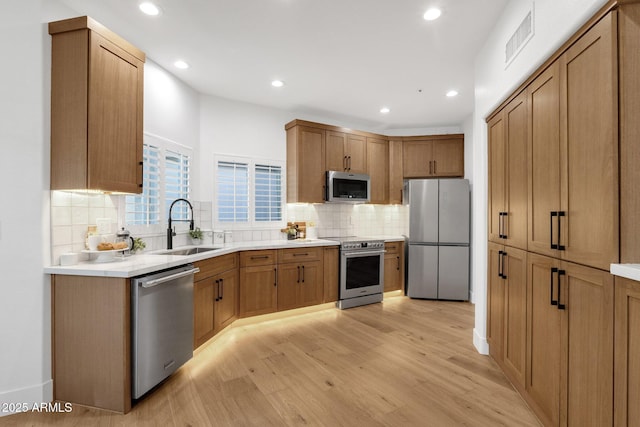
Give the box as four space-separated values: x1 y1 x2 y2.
550 268 558 306
500 212 508 239
434 160 437 174
274 268 277 287
297 265 300 283
501 251 507 280
498 250 503 278
251 255 269 260
343 156 347 170
429 160 433 175
557 270 566 310
348 156 352 171
550 212 558 249
293 253 308 257
557 211 566 251
220 278 224 301
302 265 305 283
215 279 220 302
396 256 400 271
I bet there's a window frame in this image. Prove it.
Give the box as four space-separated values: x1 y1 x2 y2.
123 132 193 236
213 154 285 230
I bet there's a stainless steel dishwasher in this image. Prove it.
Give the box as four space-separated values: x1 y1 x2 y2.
131 264 199 399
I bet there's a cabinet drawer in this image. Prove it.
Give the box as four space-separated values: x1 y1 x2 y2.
385 242 402 254
278 247 322 264
239 250 277 267
194 253 238 281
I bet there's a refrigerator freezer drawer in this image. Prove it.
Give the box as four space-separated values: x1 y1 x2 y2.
438 246 469 300
407 244 438 299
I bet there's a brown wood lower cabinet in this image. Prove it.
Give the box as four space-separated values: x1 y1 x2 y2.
384 241 404 292
487 242 527 388
526 253 613 427
277 247 323 311
614 277 640 427
52 275 131 413
193 254 239 348
239 252 278 318
323 247 339 302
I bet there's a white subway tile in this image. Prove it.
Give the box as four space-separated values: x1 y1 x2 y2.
51 206 72 226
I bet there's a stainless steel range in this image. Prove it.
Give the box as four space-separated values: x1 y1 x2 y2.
329 237 385 309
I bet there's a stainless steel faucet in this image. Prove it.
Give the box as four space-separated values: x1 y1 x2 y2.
167 198 194 249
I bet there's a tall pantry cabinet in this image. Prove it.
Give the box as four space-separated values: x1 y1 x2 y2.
485 3 638 426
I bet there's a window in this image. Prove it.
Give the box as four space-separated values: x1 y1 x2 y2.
255 164 282 222
125 133 192 228
214 156 284 227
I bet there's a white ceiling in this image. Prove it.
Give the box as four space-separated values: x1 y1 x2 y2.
55 0 508 131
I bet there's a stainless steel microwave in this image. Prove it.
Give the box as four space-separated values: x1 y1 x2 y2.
325 171 370 203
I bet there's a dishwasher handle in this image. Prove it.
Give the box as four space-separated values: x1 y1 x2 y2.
141 267 200 288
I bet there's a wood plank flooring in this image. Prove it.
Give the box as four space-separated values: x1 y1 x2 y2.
2 297 540 426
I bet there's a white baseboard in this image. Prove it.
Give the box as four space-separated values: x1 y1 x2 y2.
473 328 489 355
0 379 53 417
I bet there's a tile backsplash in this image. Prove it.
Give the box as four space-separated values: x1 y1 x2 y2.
49 191 409 265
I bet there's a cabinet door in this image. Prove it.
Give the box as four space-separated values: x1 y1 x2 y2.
367 138 389 204
277 263 300 311
502 247 527 388
194 278 215 348
388 140 404 204
297 261 323 308
559 13 618 270
214 269 238 333
614 277 640 427
403 140 432 178
346 134 367 173
88 32 143 193
323 247 339 303
326 131 347 171
526 253 561 427
488 113 506 243
239 265 278 317
504 93 528 250
431 138 463 177
287 126 325 203
487 242 504 361
560 261 613 427
528 61 561 257
384 254 401 292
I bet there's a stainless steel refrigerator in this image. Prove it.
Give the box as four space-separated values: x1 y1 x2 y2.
407 179 470 300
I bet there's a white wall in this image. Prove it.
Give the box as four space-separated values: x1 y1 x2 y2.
471 0 608 354
0 0 52 411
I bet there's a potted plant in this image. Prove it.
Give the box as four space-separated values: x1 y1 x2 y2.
189 227 204 245
131 237 146 253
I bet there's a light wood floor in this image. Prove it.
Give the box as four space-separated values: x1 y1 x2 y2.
2 297 540 426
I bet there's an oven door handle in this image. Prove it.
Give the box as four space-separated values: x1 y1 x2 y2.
342 250 386 257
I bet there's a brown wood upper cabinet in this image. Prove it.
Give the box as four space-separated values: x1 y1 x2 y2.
402 136 464 178
367 137 389 204
49 17 145 193
326 131 367 173
488 91 528 250
286 124 326 203
388 140 404 204
528 14 618 270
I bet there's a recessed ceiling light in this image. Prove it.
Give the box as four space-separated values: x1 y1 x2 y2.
271 80 285 88
139 2 160 16
446 90 459 97
424 8 442 21
174 60 189 69
380 107 391 114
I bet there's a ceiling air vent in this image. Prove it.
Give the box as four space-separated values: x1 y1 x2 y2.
505 4 534 68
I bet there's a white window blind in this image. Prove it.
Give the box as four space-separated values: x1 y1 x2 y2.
254 164 282 222
125 144 161 225
165 149 191 221
217 161 249 222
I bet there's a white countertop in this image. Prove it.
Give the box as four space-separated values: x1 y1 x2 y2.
45 239 340 278
610 264 640 282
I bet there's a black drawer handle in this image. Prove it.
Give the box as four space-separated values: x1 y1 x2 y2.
251 255 269 260
550 268 558 306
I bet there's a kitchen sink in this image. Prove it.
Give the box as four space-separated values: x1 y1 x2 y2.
154 247 222 256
